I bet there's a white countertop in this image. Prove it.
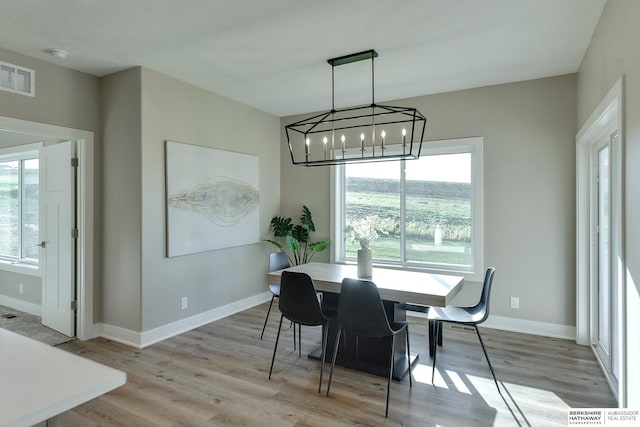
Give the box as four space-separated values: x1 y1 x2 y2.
0 328 126 427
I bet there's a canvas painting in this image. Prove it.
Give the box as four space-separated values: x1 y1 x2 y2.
165 140 260 257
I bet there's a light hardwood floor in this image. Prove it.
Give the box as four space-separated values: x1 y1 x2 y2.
52 304 615 426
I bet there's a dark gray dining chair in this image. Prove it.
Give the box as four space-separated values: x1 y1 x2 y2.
260 252 290 340
326 278 412 418
268 271 333 393
428 267 498 390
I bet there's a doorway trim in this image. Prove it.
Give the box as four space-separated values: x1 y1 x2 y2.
0 116 94 341
576 77 625 404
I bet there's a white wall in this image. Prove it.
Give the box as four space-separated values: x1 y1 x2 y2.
281 75 578 332
577 0 640 407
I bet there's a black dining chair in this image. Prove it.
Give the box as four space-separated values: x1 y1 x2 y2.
428 267 499 390
260 252 290 340
268 271 333 393
326 278 412 418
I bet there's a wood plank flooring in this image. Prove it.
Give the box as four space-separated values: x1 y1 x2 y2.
52 304 615 426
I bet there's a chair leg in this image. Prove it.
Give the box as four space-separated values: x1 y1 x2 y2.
428 318 443 355
405 326 412 388
269 314 285 380
326 327 343 397
385 334 395 418
318 322 329 394
293 322 297 352
474 325 500 391
431 321 439 385
260 295 276 340
298 323 302 357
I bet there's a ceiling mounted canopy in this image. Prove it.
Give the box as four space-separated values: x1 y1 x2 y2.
285 49 426 166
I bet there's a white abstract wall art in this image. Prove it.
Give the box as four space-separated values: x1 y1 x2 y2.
165 140 260 257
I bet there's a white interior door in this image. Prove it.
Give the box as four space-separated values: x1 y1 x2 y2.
39 141 76 337
576 77 624 404
591 131 620 391
596 144 611 366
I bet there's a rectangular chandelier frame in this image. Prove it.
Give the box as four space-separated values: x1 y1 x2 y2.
285 50 427 166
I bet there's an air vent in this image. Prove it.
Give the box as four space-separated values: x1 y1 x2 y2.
0 60 35 97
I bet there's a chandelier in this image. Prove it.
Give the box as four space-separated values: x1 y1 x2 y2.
285 49 426 166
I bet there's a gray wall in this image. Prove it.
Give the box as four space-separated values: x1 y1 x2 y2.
139 68 281 331
0 272 40 305
100 68 143 330
0 47 282 335
0 47 100 312
577 0 640 407
281 74 577 326
99 67 281 333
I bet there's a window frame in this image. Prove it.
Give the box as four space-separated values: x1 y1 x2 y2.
331 136 484 282
0 142 41 273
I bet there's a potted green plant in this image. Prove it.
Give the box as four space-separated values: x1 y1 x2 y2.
266 205 330 266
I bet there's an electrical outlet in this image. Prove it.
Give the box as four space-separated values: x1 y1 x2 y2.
181 297 188 310
510 296 520 309
19 283 24 294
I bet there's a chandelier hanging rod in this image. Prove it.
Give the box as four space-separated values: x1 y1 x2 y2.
330 49 378 110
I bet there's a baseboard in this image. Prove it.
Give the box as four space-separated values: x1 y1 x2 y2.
482 315 576 340
95 296 576 347
0 294 41 316
94 291 272 349
407 311 576 341
95 323 143 348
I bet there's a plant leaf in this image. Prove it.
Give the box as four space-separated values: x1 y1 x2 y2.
309 240 330 252
291 224 309 243
270 216 293 237
300 205 316 232
285 235 300 253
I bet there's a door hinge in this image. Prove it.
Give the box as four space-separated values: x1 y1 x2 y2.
71 157 79 167
71 300 78 311
72 229 79 239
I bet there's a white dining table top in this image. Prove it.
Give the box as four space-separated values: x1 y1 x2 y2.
0 328 126 427
267 262 464 307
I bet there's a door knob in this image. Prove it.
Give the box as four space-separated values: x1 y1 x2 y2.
37 241 47 248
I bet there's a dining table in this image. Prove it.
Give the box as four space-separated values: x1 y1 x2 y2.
267 262 464 380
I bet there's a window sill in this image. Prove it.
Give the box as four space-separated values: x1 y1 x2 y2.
0 260 40 277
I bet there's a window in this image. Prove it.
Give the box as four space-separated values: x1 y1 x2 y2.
0 144 40 264
333 137 483 280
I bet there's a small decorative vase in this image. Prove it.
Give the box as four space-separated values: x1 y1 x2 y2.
357 247 372 279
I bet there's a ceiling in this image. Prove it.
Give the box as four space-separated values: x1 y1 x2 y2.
0 0 606 117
